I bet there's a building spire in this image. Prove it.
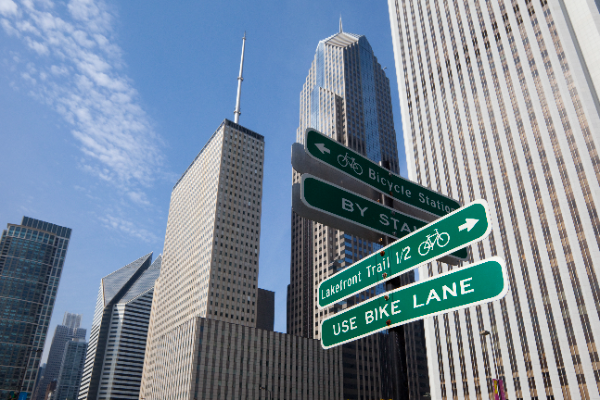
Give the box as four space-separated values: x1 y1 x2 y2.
234 32 246 124
339 15 343 33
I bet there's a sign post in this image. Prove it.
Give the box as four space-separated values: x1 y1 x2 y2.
320 258 508 349
317 197 491 308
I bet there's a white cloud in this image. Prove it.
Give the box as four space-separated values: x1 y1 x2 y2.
2 0 163 190
99 214 159 243
0 0 18 16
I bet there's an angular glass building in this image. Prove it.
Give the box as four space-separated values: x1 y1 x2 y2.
78 253 160 400
0 217 72 399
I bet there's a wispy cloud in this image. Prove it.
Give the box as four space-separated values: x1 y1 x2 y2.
0 0 163 192
99 214 160 243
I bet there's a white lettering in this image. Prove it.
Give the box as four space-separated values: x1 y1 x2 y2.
356 203 368 217
349 317 357 330
379 304 389 317
442 283 457 299
369 168 376 180
333 323 341 335
391 300 401 315
426 289 441 305
342 320 349 333
366 310 375 324
413 295 424 308
460 278 474 294
380 214 390 226
342 198 354 212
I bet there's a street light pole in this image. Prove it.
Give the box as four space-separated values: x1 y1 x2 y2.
481 330 504 399
259 385 272 400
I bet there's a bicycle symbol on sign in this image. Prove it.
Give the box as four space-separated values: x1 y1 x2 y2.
337 153 363 175
418 229 450 256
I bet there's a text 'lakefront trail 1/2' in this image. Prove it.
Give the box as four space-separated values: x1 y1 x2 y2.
317 199 492 308
320 258 509 349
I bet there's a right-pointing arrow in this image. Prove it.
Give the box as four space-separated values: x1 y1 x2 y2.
459 218 479 232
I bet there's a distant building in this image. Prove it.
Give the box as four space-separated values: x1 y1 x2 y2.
33 313 86 400
0 217 72 399
54 339 87 400
78 253 160 400
256 288 274 331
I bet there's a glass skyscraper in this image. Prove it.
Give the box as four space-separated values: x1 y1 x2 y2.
0 217 72 400
388 0 600 398
288 26 430 400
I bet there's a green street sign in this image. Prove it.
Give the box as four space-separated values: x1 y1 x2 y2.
320 257 508 349
301 174 433 241
304 129 461 218
316 196 491 308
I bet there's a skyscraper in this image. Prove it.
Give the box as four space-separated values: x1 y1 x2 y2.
140 117 341 400
54 339 87 400
33 313 85 400
78 253 160 400
388 0 600 398
0 217 72 399
287 24 428 400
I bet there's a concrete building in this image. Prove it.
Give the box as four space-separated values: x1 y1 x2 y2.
256 288 275 331
0 217 72 399
54 339 87 400
140 118 341 400
78 253 160 400
388 0 600 398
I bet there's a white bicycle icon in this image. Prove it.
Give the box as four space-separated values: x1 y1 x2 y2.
337 153 363 175
418 229 450 256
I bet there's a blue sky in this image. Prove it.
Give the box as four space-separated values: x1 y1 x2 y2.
0 0 408 360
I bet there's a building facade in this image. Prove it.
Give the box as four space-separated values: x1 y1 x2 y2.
288 26 431 400
54 339 87 400
388 0 600 398
78 253 160 400
0 217 72 399
141 119 341 400
256 288 275 331
33 313 85 400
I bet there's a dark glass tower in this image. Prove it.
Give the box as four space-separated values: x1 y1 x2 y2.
0 217 72 399
288 26 429 399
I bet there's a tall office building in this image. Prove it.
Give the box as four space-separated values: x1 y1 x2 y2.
33 313 86 400
0 217 72 399
287 25 430 400
388 0 600 398
78 253 160 400
140 118 341 400
54 339 87 400
256 288 275 331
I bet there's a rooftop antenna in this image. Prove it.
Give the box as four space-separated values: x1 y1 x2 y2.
234 32 246 124
339 15 343 33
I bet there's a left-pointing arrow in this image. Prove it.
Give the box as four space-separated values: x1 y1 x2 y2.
315 143 330 154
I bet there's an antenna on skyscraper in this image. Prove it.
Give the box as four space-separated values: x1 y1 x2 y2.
339 15 343 33
234 32 246 124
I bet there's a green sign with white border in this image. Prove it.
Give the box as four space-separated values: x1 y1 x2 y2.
304 129 461 218
316 195 490 308
320 257 508 349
